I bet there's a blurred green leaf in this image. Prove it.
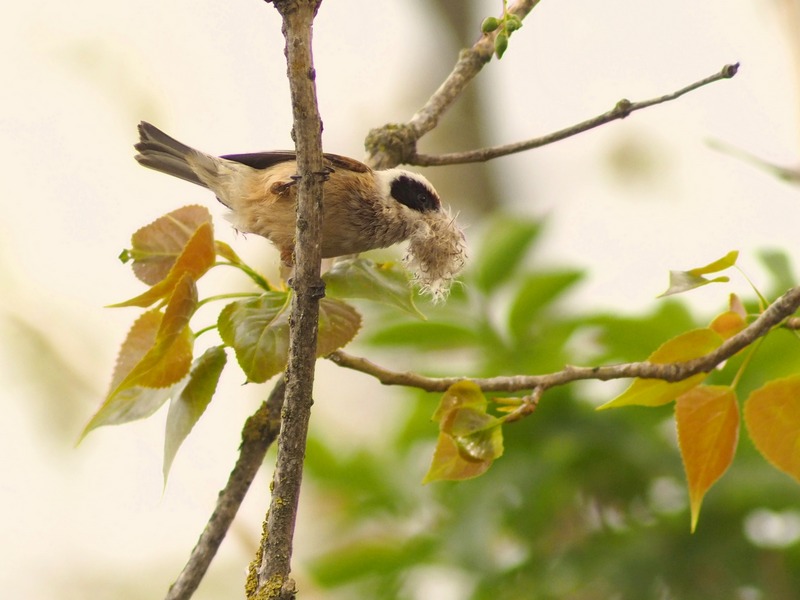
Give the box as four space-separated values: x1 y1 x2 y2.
588 301 696 363
758 250 796 295
367 321 479 350
473 217 542 293
309 536 435 588
508 269 584 336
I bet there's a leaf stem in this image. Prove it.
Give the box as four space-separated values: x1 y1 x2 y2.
214 261 274 291
735 265 769 312
196 292 262 309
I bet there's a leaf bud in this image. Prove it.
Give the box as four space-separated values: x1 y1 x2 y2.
505 15 523 32
481 16 500 33
494 32 509 58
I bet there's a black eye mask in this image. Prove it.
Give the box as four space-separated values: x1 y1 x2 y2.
390 175 441 213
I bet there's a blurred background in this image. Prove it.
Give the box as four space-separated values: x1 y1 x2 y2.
1 0 799 598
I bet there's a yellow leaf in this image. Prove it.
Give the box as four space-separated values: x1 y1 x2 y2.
82 276 197 438
688 250 739 277
117 274 196 389
599 328 723 409
744 375 800 484
112 221 215 308
675 385 739 532
709 310 747 340
423 432 495 484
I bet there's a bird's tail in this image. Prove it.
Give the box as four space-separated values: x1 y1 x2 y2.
134 122 212 189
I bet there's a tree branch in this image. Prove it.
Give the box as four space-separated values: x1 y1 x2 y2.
364 0 541 169
253 1 325 598
165 378 285 600
412 63 740 166
328 285 800 396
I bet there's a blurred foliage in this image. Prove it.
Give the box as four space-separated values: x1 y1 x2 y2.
302 213 800 600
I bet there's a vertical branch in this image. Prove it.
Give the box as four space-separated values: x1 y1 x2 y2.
252 1 325 598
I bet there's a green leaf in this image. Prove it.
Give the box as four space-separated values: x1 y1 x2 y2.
758 250 796 294
508 270 584 335
111 221 216 308
127 205 213 285
309 537 434 587
218 292 292 383
473 216 542 293
598 328 723 409
219 292 361 383
163 345 227 481
323 258 422 318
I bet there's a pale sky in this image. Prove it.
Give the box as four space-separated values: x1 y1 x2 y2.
1 1 798 598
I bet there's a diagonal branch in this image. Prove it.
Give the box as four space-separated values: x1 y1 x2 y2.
328 284 800 395
165 378 285 600
412 63 740 166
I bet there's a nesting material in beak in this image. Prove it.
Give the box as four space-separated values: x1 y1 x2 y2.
404 207 467 302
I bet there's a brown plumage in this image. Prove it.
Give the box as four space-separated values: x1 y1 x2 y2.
134 122 466 299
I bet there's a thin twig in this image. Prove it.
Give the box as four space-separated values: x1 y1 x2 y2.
408 0 541 139
165 378 285 600
412 63 740 166
707 138 800 184
365 0 541 169
328 284 800 395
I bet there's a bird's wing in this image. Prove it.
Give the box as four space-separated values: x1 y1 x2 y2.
221 151 371 174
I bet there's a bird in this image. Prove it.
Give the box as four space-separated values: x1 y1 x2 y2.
134 122 466 299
